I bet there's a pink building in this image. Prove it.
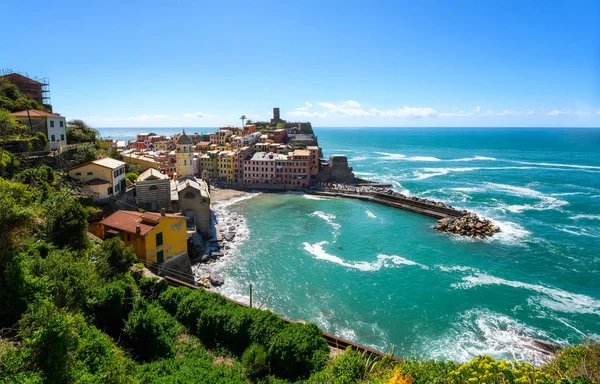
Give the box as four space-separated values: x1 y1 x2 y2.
243 150 311 187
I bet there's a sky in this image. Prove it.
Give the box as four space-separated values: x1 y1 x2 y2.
3 0 600 128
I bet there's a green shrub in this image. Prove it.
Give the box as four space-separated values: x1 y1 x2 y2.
124 300 183 361
329 347 366 383
46 196 89 250
70 322 138 383
30 250 99 311
398 357 459 384
138 354 245 383
19 301 79 383
197 303 252 353
86 277 138 337
247 308 287 347
137 276 168 299
0 340 43 384
94 238 137 280
158 286 191 315
126 172 138 183
268 322 329 380
175 289 227 332
242 344 269 380
545 342 600 383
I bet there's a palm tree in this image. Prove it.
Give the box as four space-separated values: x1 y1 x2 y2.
240 115 246 129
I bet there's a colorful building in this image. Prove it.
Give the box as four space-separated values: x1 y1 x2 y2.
68 157 127 202
93 210 187 264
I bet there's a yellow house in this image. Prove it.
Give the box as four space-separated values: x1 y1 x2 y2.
68 157 127 202
94 210 187 264
217 151 234 181
121 152 159 172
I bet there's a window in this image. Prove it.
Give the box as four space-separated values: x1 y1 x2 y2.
126 234 130 242
50 120 54 128
108 187 113 195
51 135 55 142
156 232 163 247
59 121 64 128
87 172 93 175
60 134 65 141
75 172 81 176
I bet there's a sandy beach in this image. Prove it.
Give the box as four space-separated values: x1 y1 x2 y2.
210 187 250 204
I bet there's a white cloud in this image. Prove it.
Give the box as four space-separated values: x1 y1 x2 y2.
548 109 568 116
183 112 205 118
183 112 217 118
287 101 596 120
296 102 313 111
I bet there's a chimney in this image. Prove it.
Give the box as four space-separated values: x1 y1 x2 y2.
136 225 141 234
161 208 165 216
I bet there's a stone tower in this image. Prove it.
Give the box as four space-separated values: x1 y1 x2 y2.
175 129 194 179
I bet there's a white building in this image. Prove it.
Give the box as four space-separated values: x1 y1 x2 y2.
68 157 127 202
11 109 67 150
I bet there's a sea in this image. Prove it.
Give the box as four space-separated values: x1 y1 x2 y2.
99 127 600 363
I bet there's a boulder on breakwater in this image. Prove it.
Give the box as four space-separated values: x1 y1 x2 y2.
434 213 500 239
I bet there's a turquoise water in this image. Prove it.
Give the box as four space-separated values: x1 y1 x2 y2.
101 127 600 362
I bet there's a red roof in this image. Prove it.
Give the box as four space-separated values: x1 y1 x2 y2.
197 141 211 146
100 210 183 236
11 109 60 117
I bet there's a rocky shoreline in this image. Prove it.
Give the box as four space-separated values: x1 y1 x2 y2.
192 190 256 289
434 212 500 239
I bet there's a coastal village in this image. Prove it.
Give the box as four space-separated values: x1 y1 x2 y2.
1 70 500 288
0 70 592 383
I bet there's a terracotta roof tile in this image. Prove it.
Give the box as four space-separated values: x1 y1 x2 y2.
11 109 60 117
100 210 183 236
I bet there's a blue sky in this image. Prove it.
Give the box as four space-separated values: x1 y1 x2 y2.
3 0 600 127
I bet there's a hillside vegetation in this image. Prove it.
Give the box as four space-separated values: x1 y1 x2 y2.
0 156 598 383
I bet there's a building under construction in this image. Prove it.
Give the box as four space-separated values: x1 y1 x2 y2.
0 68 52 111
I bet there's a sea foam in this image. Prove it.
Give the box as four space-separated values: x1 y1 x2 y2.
310 211 341 230
302 241 427 271
452 273 600 316
484 182 569 213
365 210 378 219
423 308 559 363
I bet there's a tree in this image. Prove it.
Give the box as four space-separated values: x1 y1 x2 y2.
126 172 138 184
0 79 46 112
46 196 89 250
94 238 137 281
0 108 27 137
66 119 99 144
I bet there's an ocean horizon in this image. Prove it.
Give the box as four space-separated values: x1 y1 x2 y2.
99 126 600 362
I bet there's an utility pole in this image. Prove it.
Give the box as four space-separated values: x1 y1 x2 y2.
26 102 33 135
249 283 253 308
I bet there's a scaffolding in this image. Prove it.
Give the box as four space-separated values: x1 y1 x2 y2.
0 68 52 109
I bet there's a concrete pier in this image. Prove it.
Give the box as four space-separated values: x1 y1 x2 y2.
311 190 464 219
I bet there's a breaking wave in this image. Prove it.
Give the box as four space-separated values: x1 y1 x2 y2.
310 211 341 230
365 210 378 219
375 152 441 161
452 273 600 316
302 241 428 271
423 308 559 363
509 160 600 170
485 182 569 213
570 214 600 221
